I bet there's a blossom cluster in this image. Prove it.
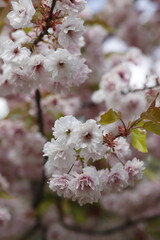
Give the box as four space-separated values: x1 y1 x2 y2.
0 0 91 95
0 198 34 239
1 0 160 239
92 48 148 123
0 120 45 180
43 115 144 205
102 181 160 218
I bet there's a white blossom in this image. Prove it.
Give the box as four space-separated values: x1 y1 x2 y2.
0 207 11 225
1 63 38 93
43 139 76 175
0 40 31 66
53 115 82 146
107 163 128 191
11 30 30 44
80 144 108 162
27 54 49 82
98 169 110 191
75 119 103 153
69 166 101 205
49 173 73 198
125 158 145 185
55 0 86 15
46 48 91 91
0 174 9 191
113 137 131 160
57 16 85 53
7 0 35 29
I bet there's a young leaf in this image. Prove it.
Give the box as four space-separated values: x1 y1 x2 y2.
147 92 159 111
99 109 120 125
129 119 144 128
143 121 160 135
140 107 160 123
131 128 148 153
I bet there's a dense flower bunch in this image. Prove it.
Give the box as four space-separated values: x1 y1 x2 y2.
44 115 144 205
1 0 160 239
0 0 91 95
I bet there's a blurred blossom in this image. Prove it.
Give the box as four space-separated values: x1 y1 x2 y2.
103 37 128 54
136 0 158 23
0 98 9 120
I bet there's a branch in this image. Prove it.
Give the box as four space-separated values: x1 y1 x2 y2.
121 78 160 95
55 197 160 236
35 89 44 136
60 213 160 236
28 0 58 233
31 0 57 49
33 89 46 208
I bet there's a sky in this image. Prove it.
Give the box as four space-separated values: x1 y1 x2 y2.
87 0 105 13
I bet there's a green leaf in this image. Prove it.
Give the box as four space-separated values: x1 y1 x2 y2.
23 27 32 34
0 191 11 199
129 119 145 128
99 109 121 125
131 128 148 153
36 199 53 216
141 107 160 123
135 120 145 127
146 92 159 110
143 121 160 135
0 21 4 33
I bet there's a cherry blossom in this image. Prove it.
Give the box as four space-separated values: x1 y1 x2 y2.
45 48 91 91
57 16 85 53
0 0 160 239
125 158 145 185
69 166 101 205
0 40 31 66
7 0 35 29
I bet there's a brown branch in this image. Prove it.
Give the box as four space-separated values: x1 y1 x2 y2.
33 89 47 208
55 197 160 236
60 213 160 236
35 89 44 135
27 88 47 240
31 0 57 50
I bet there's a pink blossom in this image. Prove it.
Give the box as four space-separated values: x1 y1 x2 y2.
107 163 129 191
7 0 35 29
69 166 101 205
0 207 11 226
49 174 73 198
57 16 85 53
125 158 145 185
45 48 91 92
0 40 31 66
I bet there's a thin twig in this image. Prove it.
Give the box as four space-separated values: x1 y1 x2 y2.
121 78 160 95
119 118 127 133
